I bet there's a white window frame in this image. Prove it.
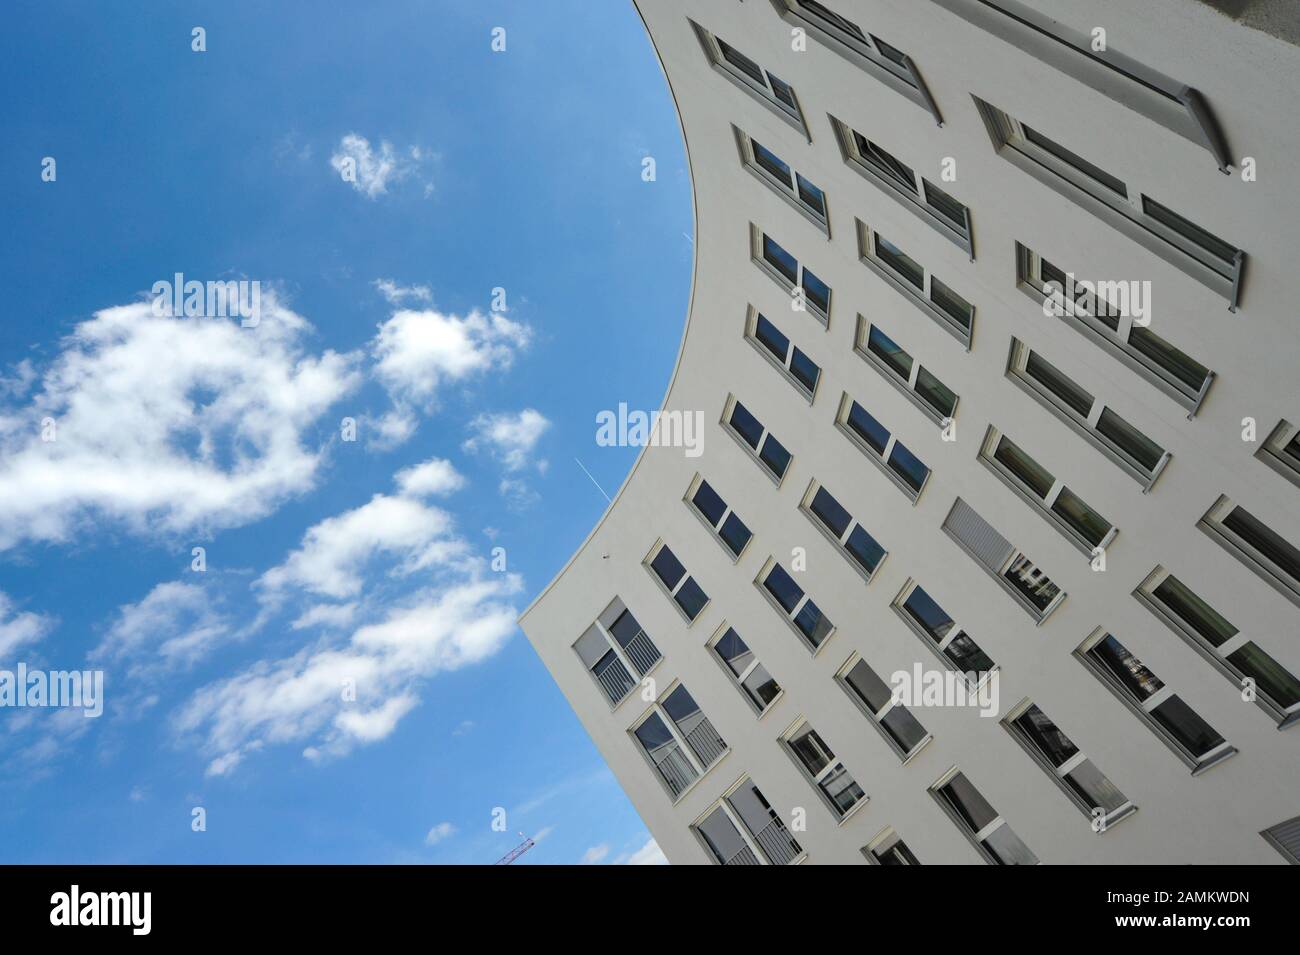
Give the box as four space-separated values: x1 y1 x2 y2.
690 775 805 866
707 621 784 717
733 126 829 235
629 680 727 804
929 766 1038 866
978 425 1119 558
861 826 920 865
835 651 932 763
683 474 752 563
1007 337 1170 490
1198 495 1300 609
1074 627 1237 775
1134 566 1300 729
771 0 942 124
891 578 998 689
1256 419 1300 490
572 601 661 711
855 315 959 427
931 0 1232 171
978 99 1245 310
830 115 971 254
835 392 931 504
1002 698 1137 831
721 393 792 487
856 218 973 347
690 21 809 138
798 478 887 583
750 224 831 325
779 716 868 823
642 539 709 626
1016 243 1215 416
744 306 820 404
754 556 836 655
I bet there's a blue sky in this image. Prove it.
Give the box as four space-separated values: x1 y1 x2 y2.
0 1 691 864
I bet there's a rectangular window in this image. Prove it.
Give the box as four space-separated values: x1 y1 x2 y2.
1017 244 1215 412
1135 567 1300 728
1007 338 1169 488
573 600 661 705
863 828 921 865
980 101 1245 309
894 581 996 680
1199 496 1300 608
736 129 828 230
645 542 709 623
837 394 932 502
1261 815 1300 865
709 624 783 715
685 475 752 560
631 683 727 801
942 497 1066 622
931 769 1038 865
980 428 1116 554
1257 419 1300 489
693 778 803 865
930 0 1231 170
758 559 834 652
777 1 942 124
857 220 973 344
1004 701 1135 829
857 318 958 423
830 117 972 252
693 24 808 135
838 654 931 761
754 229 831 322
783 720 866 819
801 480 887 580
1076 629 1236 774
724 396 792 484
747 310 820 400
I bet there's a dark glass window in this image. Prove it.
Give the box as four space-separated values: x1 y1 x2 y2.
802 268 831 314
1222 506 1300 582
888 441 930 493
1023 124 1128 197
674 577 709 621
902 586 955 642
728 402 764 449
847 401 890 455
874 234 924 288
751 139 793 188
719 513 752 557
845 526 886 574
867 325 912 380
1025 351 1094 417
650 546 686 590
1142 196 1239 267
759 433 791 478
789 348 820 393
809 487 851 538
691 480 727 527
754 314 789 362
762 235 799 283
764 564 804 613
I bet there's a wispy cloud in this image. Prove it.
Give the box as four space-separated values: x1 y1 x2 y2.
329 133 431 199
425 821 457 846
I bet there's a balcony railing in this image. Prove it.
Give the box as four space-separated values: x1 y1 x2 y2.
751 818 801 865
622 629 661 676
653 743 699 798
684 718 727 768
724 845 761 866
593 657 635 704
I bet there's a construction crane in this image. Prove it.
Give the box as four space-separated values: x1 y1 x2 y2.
493 833 536 865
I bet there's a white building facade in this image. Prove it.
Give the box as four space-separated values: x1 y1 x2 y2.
519 0 1300 864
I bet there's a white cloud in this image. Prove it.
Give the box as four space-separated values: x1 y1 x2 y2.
620 837 668 866
394 458 465 498
580 844 610 865
362 407 418 451
0 298 360 552
373 279 432 306
451 719 475 736
290 602 358 631
464 409 551 508
0 592 55 659
178 573 519 770
371 308 531 409
329 134 428 199
256 493 464 601
0 359 36 399
463 409 550 473
424 821 457 846
92 580 232 675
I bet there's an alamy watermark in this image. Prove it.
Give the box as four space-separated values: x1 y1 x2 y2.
595 402 704 458
0 663 103 718
890 663 999 718
151 273 261 327
1042 274 1151 327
